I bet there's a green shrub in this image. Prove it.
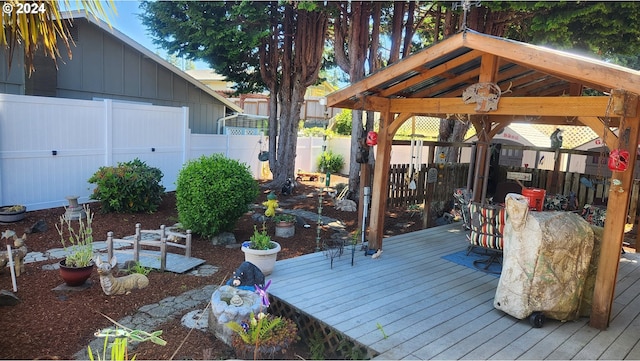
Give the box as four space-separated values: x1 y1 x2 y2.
317 151 344 174
88 158 165 213
176 154 259 237
332 109 352 135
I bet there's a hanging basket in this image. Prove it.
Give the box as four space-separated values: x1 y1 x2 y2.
258 151 269 162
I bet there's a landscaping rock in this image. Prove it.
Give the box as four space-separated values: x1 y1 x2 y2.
0 289 20 306
210 232 236 246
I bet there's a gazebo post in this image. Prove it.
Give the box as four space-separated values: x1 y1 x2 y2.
368 110 403 251
590 98 640 329
470 118 493 203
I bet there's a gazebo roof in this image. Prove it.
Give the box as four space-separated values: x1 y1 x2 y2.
328 30 640 126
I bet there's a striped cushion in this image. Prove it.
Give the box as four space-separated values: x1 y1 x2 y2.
468 203 506 250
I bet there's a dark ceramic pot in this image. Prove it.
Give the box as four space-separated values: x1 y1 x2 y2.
0 205 26 223
59 260 94 286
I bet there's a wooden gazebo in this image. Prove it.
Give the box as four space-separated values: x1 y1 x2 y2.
327 30 640 330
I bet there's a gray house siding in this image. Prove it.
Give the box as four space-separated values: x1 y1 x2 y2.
0 16 234 134
0 47 24 95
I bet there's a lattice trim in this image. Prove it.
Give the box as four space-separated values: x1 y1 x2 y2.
269 296 378 360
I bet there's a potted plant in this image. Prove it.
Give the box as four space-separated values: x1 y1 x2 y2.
273 213 296 238
241 224 281 276
226 281 298 360
0 204 26 223
56 204 95 286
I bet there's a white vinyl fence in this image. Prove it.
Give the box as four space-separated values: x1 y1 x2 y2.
0 94 437 212
0 94 333 211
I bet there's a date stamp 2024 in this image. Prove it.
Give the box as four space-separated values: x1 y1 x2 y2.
2 2 47 15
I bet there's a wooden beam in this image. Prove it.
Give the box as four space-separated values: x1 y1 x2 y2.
412 67 479 98
479 53 499 82
389 112 415 135
463 31 640 95
380 49 484 97
577 116 618 148
590 102 640 329
326 32 466 107
368 111 394 251
373 96 613 117
488 121 510 139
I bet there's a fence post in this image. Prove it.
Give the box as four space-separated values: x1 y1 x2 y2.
103 99 113 166
182 106 190 164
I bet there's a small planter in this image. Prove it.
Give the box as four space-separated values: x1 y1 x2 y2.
208 285 262 346
59 260 94 287
241 241 281 276
275 221 295 238
0 205 26 223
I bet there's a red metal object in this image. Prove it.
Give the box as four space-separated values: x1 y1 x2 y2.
608 149 629 172
366 131 378 146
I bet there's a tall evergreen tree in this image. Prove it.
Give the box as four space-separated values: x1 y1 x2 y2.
140 1 328 186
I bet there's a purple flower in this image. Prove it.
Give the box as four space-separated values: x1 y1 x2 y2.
240 321 249 333
255 279 272 307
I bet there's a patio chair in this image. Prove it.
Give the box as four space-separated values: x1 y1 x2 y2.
467 202 506 273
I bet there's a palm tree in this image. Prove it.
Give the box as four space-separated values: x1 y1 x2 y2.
0 0 116 75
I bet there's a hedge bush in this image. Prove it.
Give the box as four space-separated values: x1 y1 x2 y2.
88 158 165 213
176 154 259 237
317 151 344 174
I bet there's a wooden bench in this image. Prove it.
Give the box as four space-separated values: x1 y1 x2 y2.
105 224 194 272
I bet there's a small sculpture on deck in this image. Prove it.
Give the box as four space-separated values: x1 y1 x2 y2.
95 256 149 295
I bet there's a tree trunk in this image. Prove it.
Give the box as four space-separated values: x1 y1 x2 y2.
260 4 328 188
337 2 371 200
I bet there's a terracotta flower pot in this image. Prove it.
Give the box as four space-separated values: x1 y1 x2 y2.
59 260 94 286
274 221 295 238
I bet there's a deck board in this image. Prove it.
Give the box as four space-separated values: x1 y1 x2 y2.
268 222 640 360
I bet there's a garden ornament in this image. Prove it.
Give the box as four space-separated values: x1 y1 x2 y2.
281 178 295 195
550 128 563 149
94 256 149 295
462 82 501 112
228 261 265 290
0 232 27 277
263 192 278 217
366 131 378 146
608 149 629 172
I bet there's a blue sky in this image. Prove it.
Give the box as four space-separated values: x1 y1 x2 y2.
104 1 209 69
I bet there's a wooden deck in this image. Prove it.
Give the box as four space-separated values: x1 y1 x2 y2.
268 223 640 360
